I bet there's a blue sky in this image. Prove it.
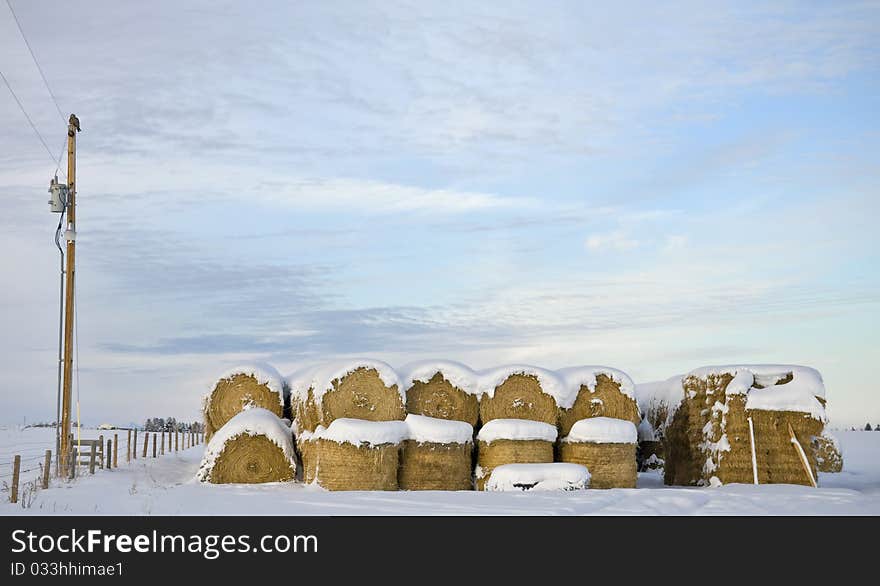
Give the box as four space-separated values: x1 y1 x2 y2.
0 0 878 426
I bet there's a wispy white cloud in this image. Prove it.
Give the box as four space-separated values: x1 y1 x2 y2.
585 231 640 252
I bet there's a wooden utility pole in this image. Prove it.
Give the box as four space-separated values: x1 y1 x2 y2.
59 114 81 477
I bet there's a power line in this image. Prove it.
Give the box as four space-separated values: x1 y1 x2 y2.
0 67 60 166
5 0 66 123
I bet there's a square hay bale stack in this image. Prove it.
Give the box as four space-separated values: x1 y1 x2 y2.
197 407 296 484
398 414 474 491
303 418 407 491
475 418 557 490
557 367 641 437
400 360 481 427
484 463 589 492
558 417 638 488
664 365 827 487
203 363 286 440
287 359 405 433
477 365 567 426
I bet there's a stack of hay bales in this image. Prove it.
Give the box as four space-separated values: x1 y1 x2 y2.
812 432 843 473
556 366 640 436
484 463 589 492
663 365 828 487
475 418 557 490
558 417 638 488
633 375 684 472
300 418 407 491
202 364 286 441
399 360 481 427
197 407 296 484
289 359 407 490
399 414 474 490
477 365 567 426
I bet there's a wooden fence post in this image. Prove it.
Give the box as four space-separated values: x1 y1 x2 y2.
142 431 148 458
89 444 96 474
161 431 165 455
10 455 20 504
107 439 112 470
42 450 51 489
152 433 157 458
127 429 132 463
98 435 105 469
133 429 138 460
69 434 76 479
175 429 179 452
114 433 119 468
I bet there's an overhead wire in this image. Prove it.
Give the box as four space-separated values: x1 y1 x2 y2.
3 0 68 177
4 0 66 122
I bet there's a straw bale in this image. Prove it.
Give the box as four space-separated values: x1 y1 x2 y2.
558 441 637 488
479 374 558 426
203 433 294 484
297 438 318 484
399 440 473 491
558 374 641 437
813 433 843 473
406 372 479 427
294 367 405 433
475 438 554 491
205 373 283 433
312 439 399 491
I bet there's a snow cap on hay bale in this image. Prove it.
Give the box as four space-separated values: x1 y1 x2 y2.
399 414 474 491
477 365 566 426
485 463 589 492
203 363 285 438
557 366 640 436
307 418 408 491
812 432 843 473
197 407 296 484
475 418 557 490
400 360 481 427
287 359 405 433
559 417 637 489
664 365 827 487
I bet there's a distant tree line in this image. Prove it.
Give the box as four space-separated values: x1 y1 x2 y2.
144 417 204 432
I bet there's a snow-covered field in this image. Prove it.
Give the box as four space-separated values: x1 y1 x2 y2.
1 426 878 515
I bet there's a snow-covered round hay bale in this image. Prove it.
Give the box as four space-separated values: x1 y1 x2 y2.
477 366 566 426
400 361 481 427
197 407 296 484
812 432 843 473
475 418 557 490
398 414 474 491
203 364 285 440
664 365 827 487
309 418 407 491
557 367 640 436
484 463 589 492
559 417 637 489
288 359 405 433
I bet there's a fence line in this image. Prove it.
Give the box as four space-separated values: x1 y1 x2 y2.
5 429 205 504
